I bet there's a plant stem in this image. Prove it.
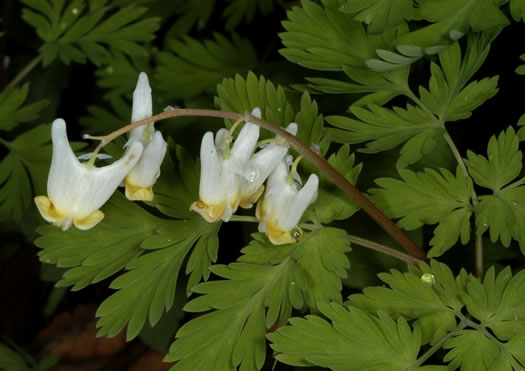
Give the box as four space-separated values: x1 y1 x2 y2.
345 234 420 265
443 129 484 278
5 53 43 90
229 215 259 223
86 108 427 260
409 317 468 369
408 90 483 278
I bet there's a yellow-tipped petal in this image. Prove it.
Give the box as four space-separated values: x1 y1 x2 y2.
74 210 104 230
190 200 226 223
240 185 264 209
125 179 154 201
266 221 298 245
35 196 61 222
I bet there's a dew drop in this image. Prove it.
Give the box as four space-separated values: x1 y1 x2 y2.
290 282 296 286
247 168 260 183
167 239 172 242
72 7 80 15
106 66 114 74
291 227 302 241
277 107 282 112
513 314 520 321
420 273 436 287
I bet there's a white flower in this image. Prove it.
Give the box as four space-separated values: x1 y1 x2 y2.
191 108 296 222
124 72 167 201
34 119 143 231
256 159 319 245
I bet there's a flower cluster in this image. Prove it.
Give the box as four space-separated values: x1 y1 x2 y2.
191 111 319 245
34 72 166 231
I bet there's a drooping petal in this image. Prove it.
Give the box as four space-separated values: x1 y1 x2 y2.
125 130 167 201
36 118 143 230
127 72 154 145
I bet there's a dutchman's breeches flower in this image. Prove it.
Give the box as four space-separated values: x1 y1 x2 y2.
124 72 167 201
256 159 319 245
34 119 143 231
191 108 296 222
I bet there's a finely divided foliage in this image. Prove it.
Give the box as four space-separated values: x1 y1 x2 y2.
2 0 525 370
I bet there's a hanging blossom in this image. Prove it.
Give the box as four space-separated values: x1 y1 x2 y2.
190 108 297 222
124 72 167 201
34 119 143 231
256 157 319 245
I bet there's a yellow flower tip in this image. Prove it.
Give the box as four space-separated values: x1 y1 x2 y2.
266 222 303 245
34 195 67 224
125 179 154 201
74 210 104 230
239 185 265 209
190 200 226 223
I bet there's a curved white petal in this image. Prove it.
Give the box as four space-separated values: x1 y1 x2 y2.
40 119 143 230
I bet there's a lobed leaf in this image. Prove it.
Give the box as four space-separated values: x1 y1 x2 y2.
156 33 256 100
268 302 421 370
370 166 473 257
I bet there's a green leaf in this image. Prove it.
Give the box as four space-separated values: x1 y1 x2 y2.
153 144 200 219
22 1 160 66
268 302 421 369
464 128 525 251
156 33 256 100
414 33 499 124
443 329 502 370
79 96 131 135
349 260 465 345
303 145 362 224
281 0 411 101
165 257 306 370
326 103 443 168
465 128 522 192
223 0 274 30
511 0 525 21
293 91 324 148
96 219 217 340
35 192 166 290
0 343 31 371
392 0 506 50
292 228 351 311
339 0 414 34
0 83 48 131
214 72 295 132
369 166 473 257
163 0 215 38
0 124 67 221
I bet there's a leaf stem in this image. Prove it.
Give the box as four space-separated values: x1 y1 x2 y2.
345 234 420 266
85 108 427 261
5 53 43 90
229 215 259 223
409 317 468 369
408 90 483 278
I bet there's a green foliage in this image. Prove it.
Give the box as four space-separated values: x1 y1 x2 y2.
466 128 525 252
268 302 421 369
156 33 257 100
96 219 218 340
370 167 473 257
215 72 295 129
304 145 362 224
167 227 348 369
0 125 68 221
35 192 166 290
0 83 48 132
281 0 410 101
223 0 274 30
0 342 58 371
21 0 160 66
326 103 443 169
338 0 414 34
350 260 466 345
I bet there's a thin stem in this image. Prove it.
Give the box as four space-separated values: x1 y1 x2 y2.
408 90 483 278
5 53 43 90
409 317 468 369
345 234 420 266
85 108 427 261
229 215 259 223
